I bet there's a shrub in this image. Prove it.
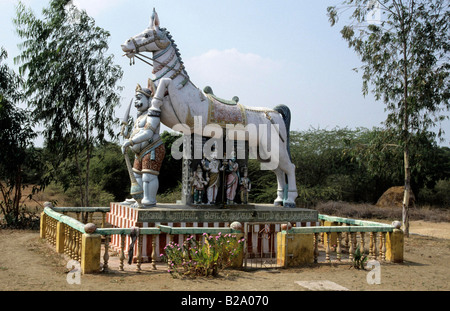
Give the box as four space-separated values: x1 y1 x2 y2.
160 233 244 278
418 179 450 208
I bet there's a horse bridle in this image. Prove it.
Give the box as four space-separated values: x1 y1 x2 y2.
128 29 170 54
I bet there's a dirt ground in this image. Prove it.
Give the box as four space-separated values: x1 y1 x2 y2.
0 220 449 294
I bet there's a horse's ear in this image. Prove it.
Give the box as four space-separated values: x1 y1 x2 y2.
151 8 160 29
148 78 156 95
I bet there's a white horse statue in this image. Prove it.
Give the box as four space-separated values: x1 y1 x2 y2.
121 9 298 207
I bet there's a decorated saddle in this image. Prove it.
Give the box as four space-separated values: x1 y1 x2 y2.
203 86 247 127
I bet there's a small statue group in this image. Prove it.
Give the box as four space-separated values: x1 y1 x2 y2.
190 149 221 205
190 150 251 205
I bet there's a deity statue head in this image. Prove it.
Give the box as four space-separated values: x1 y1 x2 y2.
242 166 248 177
135 83 152 112
195 163 203 177
203 142 218 161
230 150 237 162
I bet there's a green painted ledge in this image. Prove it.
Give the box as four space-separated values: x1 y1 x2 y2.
318 214 391 227
44 207 86 233
286 214 395 234
287 225 394 234
50 207 110 213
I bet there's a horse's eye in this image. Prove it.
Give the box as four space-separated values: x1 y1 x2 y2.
144 33 149 38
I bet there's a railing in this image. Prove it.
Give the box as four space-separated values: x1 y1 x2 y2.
40 204 404 274
281 214 401 265
40 205 241 274
49 206 110 228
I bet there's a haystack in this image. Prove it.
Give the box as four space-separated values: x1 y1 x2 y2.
376 186 415 208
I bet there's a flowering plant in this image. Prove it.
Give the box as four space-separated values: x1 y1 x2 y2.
160 232 244 278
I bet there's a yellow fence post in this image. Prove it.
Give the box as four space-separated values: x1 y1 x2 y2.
323 221 338 249
56 222 65 253
386 229 404 263
277 232 314 267
81 233 102 274
40 212 47 239
277 232 287 267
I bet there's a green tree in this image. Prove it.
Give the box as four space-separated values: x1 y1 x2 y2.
290 127 377 205
89 142 130 202
158 131 183 194
0 47 45 227
327 0 450 236
14 0 124 208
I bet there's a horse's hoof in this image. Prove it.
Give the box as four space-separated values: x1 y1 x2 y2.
274 200 283 207
141 203 157 209
283 202 297 208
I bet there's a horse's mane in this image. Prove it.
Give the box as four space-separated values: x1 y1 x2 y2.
160 28 189 80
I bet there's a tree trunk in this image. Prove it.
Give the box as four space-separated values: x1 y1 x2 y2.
13 166 22 223
402 36 410 238
75 153 85 207
85 102 90 209
403 147 411 237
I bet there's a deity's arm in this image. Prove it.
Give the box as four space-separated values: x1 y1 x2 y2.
130 116 159 144
122 116 159 154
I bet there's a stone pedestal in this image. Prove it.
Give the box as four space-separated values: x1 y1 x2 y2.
107 202 319 263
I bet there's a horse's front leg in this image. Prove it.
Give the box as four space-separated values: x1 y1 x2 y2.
151 78 172 110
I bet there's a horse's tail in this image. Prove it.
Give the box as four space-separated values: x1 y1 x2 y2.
273 104 292 161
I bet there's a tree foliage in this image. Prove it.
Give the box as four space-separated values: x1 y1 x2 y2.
14 0 124 207
0 47 46 227
327 0 450 235
248 127 449 208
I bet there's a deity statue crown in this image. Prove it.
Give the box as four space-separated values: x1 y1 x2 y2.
135 83 153 98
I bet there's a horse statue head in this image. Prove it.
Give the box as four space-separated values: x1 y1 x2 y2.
121 8 171 58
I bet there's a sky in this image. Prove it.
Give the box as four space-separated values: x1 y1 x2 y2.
1 0 448 147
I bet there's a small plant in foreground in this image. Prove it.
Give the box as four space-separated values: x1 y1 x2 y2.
352 246 368 270
160 233 244 278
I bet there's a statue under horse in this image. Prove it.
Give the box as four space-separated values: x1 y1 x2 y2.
121 9 298 207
